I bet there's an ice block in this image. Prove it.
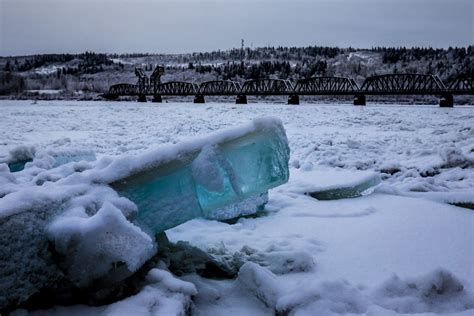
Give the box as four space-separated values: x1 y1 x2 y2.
111 118 290 234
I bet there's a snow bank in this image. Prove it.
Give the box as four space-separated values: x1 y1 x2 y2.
373 268 474 314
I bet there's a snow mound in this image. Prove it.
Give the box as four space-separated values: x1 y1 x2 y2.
238 262 281 308
230 246 315 275
5 145 36 162
98 269 196 316
373 268 474 314
48 201 156 287
237 263 474 315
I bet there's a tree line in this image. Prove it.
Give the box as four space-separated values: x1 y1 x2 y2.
0 45 472 96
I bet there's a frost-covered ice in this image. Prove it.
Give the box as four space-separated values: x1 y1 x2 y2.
1 100 473 315
0 116 288 310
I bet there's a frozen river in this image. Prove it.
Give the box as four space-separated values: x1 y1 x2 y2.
1 100 473 315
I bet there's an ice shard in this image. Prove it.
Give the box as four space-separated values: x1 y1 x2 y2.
111 118 290 234
307 175 381 200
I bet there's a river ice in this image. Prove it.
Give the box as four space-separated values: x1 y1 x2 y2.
1 100 473 315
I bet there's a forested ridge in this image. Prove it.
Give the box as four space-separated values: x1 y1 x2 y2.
1 46 472 98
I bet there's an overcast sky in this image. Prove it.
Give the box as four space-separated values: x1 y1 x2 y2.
1 0 473 56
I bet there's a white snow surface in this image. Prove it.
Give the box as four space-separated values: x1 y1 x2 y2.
1 100 473 315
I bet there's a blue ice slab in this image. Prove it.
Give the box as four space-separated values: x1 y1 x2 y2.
112 161 203 233
111 119 290 234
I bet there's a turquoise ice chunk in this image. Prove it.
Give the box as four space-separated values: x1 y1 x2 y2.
112 161 203 233
221 131 289 198
192 150 241 214
111 119 290 234
52 152 96 167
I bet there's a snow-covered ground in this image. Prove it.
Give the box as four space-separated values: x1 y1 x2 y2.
1 100 473 315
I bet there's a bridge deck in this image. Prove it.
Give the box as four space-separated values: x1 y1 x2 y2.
103 73 473 101
103 90 472 98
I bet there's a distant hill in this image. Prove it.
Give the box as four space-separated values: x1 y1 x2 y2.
0 46 473 100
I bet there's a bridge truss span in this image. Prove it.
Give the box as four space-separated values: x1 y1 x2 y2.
241 79 294 95
102 65 472 106
105 83 138 97
156 81 199 95
294 76 359 95
448 74 474 93
360 74 447 94
198 80 242 95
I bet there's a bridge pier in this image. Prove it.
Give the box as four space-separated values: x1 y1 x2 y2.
288 94 300 105
137 95 147 103
236 94 248 104
354 94 366 106
439 94 453 107
194 94 205 103
152 95 162 103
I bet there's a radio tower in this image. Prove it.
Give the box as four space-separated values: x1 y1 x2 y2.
240 39 245 69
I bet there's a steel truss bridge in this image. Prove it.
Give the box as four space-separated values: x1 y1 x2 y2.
102 66 473 107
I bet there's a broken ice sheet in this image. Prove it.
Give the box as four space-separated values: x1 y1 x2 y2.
51 151 96 167
308 175 381 200
111 117 290 234
4 148 96 172
284 168 381 200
